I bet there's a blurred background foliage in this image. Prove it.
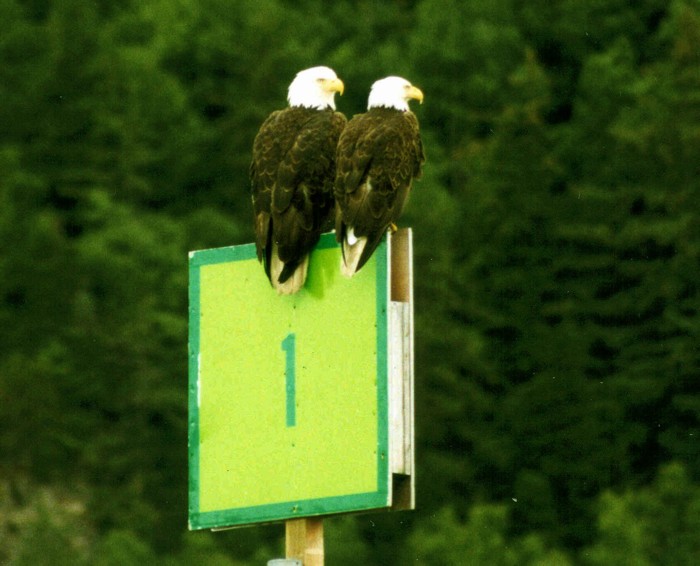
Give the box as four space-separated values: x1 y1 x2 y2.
1 0 699 563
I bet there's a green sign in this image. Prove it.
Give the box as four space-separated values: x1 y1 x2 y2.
188 232 411 530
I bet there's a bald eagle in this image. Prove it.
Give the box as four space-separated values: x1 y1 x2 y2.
334 76 425 277
250 66 347 294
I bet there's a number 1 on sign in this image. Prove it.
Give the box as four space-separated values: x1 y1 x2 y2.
281 333 296 427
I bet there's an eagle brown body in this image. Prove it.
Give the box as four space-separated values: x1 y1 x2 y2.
251 105 346 293
335 106 424 275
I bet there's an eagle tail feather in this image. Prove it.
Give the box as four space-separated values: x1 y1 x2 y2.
341 228 368 277
275 256 309 295
271 243 308 294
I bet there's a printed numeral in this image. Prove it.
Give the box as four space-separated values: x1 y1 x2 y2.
281 333 296 427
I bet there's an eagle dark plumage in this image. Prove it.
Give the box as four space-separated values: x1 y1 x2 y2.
335 76 425 276
250 66 346 294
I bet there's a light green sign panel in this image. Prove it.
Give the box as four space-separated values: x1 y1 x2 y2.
188 233 390 529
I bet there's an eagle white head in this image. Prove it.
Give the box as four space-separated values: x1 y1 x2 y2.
367 76 424 112
287 66 345 111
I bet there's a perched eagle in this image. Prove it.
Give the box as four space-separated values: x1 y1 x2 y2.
250 66 346 294
334 76 425 276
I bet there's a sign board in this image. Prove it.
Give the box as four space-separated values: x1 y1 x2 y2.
188 230 414 530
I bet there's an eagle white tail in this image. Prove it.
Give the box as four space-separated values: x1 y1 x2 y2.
270 244 309 294
340 227 368 277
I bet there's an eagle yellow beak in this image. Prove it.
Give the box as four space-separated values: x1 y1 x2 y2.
326 78 345 96
407 85 424 104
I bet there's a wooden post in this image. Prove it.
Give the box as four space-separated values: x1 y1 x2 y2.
286 518 324 565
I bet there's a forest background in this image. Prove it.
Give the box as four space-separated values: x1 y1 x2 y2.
1 0 699 564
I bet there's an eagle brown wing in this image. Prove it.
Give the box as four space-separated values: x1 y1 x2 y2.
251 107 346 286
335 107 424 273
250 110 282 276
